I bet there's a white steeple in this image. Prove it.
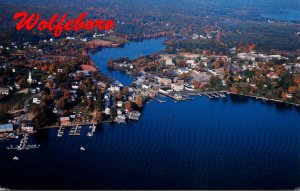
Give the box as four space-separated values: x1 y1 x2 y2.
27 71 32 83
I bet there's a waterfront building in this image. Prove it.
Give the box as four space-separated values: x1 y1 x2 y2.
0 123 13 133
0 87 10 95
60 117 71 125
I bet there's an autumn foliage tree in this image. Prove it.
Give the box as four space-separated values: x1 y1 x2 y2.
124 101 133 112
122 86 129 95
288 86 298 94
135 97 143 108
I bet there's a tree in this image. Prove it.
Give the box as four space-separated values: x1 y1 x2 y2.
116 91 122 100
231 86 239 94
18 78 26 88
135 97 143 108
95 109 103 123
124 101 133 112
209 76 222 89
294 76 300 86
55 98 65 110
122 86 129 96
288 86 298 94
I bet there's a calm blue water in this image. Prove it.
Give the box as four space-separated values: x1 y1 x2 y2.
90 38 166 86
1 39 300 190
262 10 300 22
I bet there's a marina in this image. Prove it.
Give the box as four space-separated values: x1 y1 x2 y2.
6 134 40 150
57 125 65 137
160 90 228 102
87 123 96 137
69 124 81 136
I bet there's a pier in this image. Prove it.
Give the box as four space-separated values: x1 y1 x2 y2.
69 124 81 136
87 123 96 137
159 90 228 102
152 97 166 103
57 125 65 137
6 134 40 150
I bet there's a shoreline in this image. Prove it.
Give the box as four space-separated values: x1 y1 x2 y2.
230 92 300 107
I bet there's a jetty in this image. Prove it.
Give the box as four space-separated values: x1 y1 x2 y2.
87 123 96 137
57 125 65 137
69 124 81 136
152 97 166 103
6 134 40 150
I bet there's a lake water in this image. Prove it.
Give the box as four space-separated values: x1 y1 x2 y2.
1 38 300 190
89 38 166 86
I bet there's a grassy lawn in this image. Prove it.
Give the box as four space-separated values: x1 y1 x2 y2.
0 93 31 111
102 35 127 43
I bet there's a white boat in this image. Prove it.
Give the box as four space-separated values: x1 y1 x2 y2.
80 147 85 151
128 111 141 120
13 156 19 160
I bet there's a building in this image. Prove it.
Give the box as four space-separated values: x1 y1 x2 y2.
177 68 190 75
32 97 41 104
165 58 175 66
27 71 33 83
117 101 123 108
159 86 173 94
60 117 70 125
0 87 10 95
0 123 13 133
171 83 184 92
266 72 279 79
21 121 34 133
104 107 111 115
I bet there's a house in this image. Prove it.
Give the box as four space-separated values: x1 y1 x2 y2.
117 109 122 116
286 93 293 99
72 82 79 89
177 68 190 75
171 83 184 92
266 72 279 79
142 84 150 89
0 123 13 133
32 98 41 104
186 60 196 68
97 81 107 88
104 107 111 115
108 85 120 92
165 58 175 66
60 117 70 125
21 121 34 133
117 101 123 108
0 87 10 95
154 76 172 85
159 86 173 94
184 84 195 91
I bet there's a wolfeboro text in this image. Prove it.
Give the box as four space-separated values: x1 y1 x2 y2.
13 11 115 37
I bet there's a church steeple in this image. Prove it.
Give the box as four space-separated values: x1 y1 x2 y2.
27 70 32 83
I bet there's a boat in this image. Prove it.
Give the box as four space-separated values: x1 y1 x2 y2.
13 156 19 160
80 147 85 151
115 115 126 124
128 111 141 120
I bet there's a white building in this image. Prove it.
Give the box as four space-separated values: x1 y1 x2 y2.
27 71 32 83
171 83 184 92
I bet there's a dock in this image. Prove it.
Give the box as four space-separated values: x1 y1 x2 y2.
6 134 40 150
87 123 96 137
152 97 166 103
57 125 65 137
69 124 81 136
